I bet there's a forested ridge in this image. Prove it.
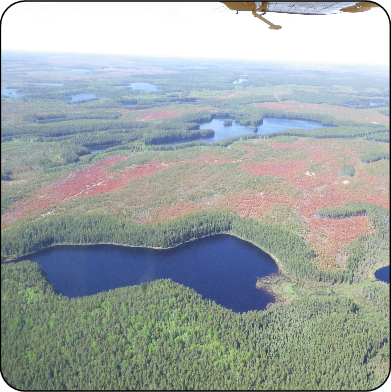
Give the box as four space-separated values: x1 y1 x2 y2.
1 53 389 390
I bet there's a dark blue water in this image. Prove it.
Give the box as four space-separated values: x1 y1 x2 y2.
19 234 278 312
375 265 389 284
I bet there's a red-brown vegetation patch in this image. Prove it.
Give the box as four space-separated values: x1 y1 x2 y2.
188 156 239 164
254 101 319 110
228 193 289 219
266 141 297 149
121 161 172 182
233 145 263 158
305 214 374 265
242 160 308 180
1 103 34 108
307 215 373 244
133 110 180 121
1 156 173 228
293 182 388 221
237 140 388 262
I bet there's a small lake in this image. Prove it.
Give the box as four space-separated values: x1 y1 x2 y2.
68 93 99 103
99 67 125 72
346 102 384 108
375 265 389 284
26 83 63 86
166 117 328 145
70 69 93 75
117 82 159 91
1 88 27 98
16 234 278 313
89 143 121 154
233 78 247 84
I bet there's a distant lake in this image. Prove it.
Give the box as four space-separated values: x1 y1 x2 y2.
15 234 278 313
70 69 93 75
26 83 63 86
1 88 27 98
175 66 207 70
233 78 247 84
89 143 121 154
117 82 159 91
99 67 125 71
346 102 384 108
69 93 98 103
167 117 328 145
375 266 389 284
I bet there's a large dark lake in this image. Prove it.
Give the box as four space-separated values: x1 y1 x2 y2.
17 234 278 313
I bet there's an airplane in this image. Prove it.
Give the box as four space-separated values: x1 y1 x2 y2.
221 2 380 30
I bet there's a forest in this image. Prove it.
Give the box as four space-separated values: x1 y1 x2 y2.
1 52 389 390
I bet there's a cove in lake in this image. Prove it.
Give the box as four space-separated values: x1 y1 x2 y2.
375 265 389 284
1 88 27 98
16 234 278 313
166 117 329 145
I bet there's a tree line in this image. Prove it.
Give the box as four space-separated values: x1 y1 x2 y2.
2 203 388 285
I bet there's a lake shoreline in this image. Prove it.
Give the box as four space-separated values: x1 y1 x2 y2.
7 233 279 312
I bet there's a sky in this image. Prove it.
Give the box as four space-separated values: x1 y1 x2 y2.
1 2 390 66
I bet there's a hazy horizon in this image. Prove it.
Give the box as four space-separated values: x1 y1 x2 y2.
1 2 389 67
